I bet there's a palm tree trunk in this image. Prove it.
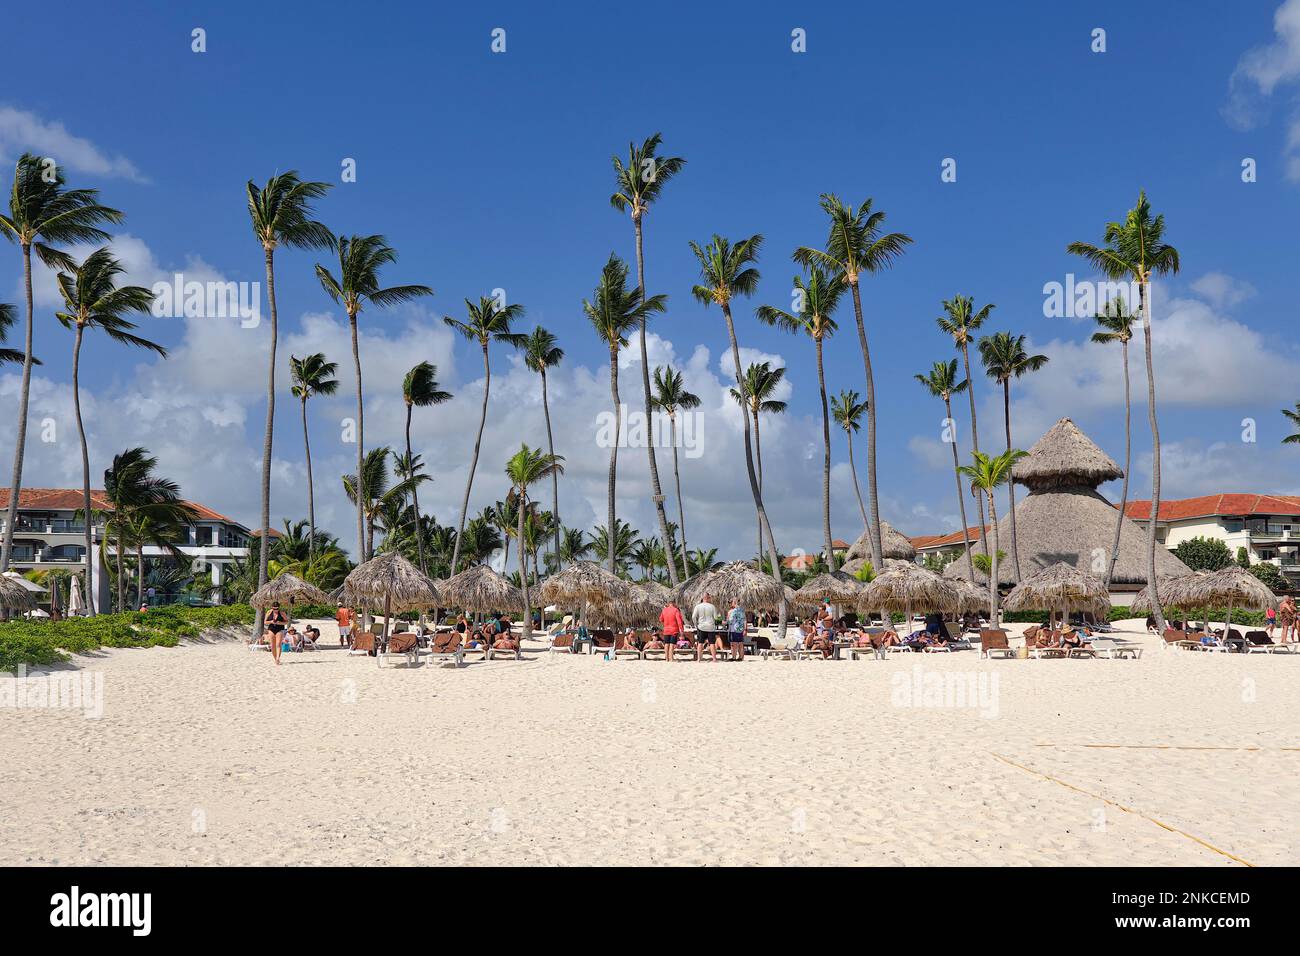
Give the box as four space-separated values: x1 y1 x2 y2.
753 407 764 563
1139 279 1166 631
301 397 316 569
961 340 990 560
815 337 836 572
846 430 869 531
115 526 125 613
405 403 427 574
848 280 884 569
670 414 689 578
633 216 680 587
1002 379 1022 580
540 368 561 571
607 346 620 575
256 247 277 638
71 326 97 615
348 309 366 564
450 343 490 576
518 492 531 640
988 491 1001 626
721 303 785 640
945 395 975 580
1 243 35 574
1105 341 1132 588
136 542 145 608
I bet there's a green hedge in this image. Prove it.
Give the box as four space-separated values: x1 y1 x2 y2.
0 603 254 670
1002 606 1267 626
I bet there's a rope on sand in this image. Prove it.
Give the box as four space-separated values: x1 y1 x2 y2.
989 751 1256 867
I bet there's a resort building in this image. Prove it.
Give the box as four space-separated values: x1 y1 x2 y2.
1124 494 1300 585
937 418 1191 603
0 488 254 609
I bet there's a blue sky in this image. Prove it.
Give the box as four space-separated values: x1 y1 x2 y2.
3 0 1300 561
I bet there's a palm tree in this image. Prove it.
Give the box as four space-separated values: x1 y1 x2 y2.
915 360 974 579
246 171 332 631
831 389 870 531
1068 190 1180 629
957 449 1026 626
459 514 503 567
342 446 426 559
101 448 198 612
400 361 452 573
758 266 845 571
592 518 640 576
686 547 720 576
1 302 36 365
1283 404 1300 444
937 295 995 553
650 366 700 578
795 195 912 568
442 296 526 575
978 331 1048 581
522 327 564 567
53 249 163 614
584 253 668 574
316 234 433 563
1 153 123 572
489 497 520 569
611 133 687 587
1091 297 1138 587
629 539 658 580
730 362 788 562
505 444 565 638
689 233 784 600
288 353 338 567
559 526 592 567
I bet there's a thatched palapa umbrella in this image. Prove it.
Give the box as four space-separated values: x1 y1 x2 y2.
538 560 633 629
794 570 864 612
1178 566 1277 644
1127 573 1199 617
840 520 915 576
0 573 36 613
250 573 332 629
857 563 957 634
951 578 990 615
674 561 793 613
342 552 439 641
438 564 524 614
1003 562 1110 626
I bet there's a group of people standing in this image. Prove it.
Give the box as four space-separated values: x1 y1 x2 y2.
647 593 748 660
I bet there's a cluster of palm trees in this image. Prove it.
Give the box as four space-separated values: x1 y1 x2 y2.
0 145 1186 629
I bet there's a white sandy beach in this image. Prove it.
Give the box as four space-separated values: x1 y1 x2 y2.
2 620 1296 866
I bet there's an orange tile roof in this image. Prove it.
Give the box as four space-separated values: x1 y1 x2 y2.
0 487 243 526
910 525 992 549
1124 494 1300 521
782 553 818 570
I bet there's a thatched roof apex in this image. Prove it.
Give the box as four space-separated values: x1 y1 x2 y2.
843 521 916 563
1179 565 1278 611
250 572 332 609
857 563 958 613
1015 418 1123 491
1003 562 1110 613
538 561 632 607
438 564 524 612
674 561 792 611
794 571 865 608
341 552 440 612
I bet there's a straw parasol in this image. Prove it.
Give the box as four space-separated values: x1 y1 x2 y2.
944 418 1192 587
341 552 440 639
673 561 793 612
586 581 670 628
0 574 36 612
840 521 916 576
250 572 332 611
538 561 633 609
1178 565 1277 640
1003 562 1110 623
1127 573 1200 616
438 564 525 613
794 570 864 611
951 578 990 615
857 563 958 634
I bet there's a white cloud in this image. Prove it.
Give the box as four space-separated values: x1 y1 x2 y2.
1223 1 1300 178
0 106 146 182
1189 271 1256 309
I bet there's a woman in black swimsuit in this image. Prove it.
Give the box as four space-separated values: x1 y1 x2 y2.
266 603 288 665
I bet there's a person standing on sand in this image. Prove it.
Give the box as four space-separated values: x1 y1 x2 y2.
693 592 719 662
1280 596 1295 644
336 603 353 646
265 602 288 665
659 598 685 662
726 599 746 661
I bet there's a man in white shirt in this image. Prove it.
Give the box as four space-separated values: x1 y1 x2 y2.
692 593 720 661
